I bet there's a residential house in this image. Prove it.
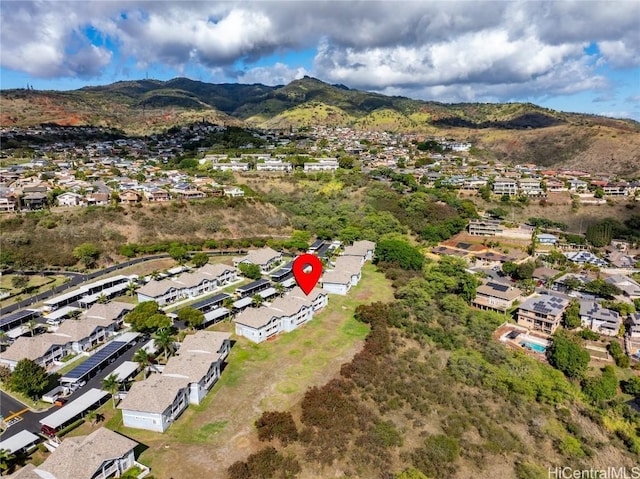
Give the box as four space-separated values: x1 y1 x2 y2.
493 177 518 196
568 179 588 192
145 188 170 202
579 301 621 336
341 240 376 262
173 189 205 200
536 233 558 245
604 274 640 299
516 293 570 334
118 374 190 433
19 427 139 479
57 192 84 207
85 192 109 206
468 219 503 236
519 178 544 196
22 192 47 210
234 288 326 343
256 159 292 171
0 194 17 213
0 335 67 371
564 251 608 267
233 247 282 273
163 331 231 405
545 180 566 192
472 280 522 313
303 158 339 172
629 313 640 338
119 190 141 205
603 182 630 197
321 269 354 295
223 187 244 197
137 264 238 306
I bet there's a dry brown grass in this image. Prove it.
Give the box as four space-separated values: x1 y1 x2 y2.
71 264 394 479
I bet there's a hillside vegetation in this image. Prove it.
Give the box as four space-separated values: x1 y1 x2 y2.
2 76 639 174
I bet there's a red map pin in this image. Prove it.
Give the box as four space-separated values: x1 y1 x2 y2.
292 254 323 295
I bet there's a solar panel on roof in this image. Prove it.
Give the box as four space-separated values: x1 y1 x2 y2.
0 309 39 329
62 341 129 380
487 282 509 292
188 293 231 312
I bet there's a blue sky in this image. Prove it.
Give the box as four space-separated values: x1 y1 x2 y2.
1 1 639 120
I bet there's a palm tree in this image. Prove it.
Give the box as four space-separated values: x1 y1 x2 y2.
153 327 177 362
101 373 120 408
126 281 138 297
26 319 38 337
0 448 15 474
251 294 264 308
97 293 108 304
133 348 152 378
222 297 234 310
0 330 8 346
275 283 285 297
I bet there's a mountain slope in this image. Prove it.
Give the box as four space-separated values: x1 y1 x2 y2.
1 76 639 174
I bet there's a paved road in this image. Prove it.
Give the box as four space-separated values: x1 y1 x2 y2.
0 338 142 440
1 250 250 316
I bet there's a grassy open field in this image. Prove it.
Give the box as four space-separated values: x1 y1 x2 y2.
66 263 393 478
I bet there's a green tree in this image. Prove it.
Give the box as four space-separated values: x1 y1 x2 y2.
101 373 120 408
125 301 171 333
563 300 582 329
25 318 38 337
9 359 49 400
126 281 137 297
374 239 424 270
547 333 590 379
251 294 264 308
11 275 29 290
223 297 235 311
621 376 640 396
178 307 204 329
275 283 285 297
153 327 177 361
169 245 189 264
516 261 535 280
581 366 618 403
72 242 100 268
0 449 16 475
239 263 262 280
133 348 152 378
395 468 429 479
191 252 209 268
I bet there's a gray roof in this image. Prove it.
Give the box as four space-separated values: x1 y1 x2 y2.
234 247 281 267
35 427 137 479
580 301 620 323
518 294 569 315
40 388 109 429
118 374 190 414
0 430 39 454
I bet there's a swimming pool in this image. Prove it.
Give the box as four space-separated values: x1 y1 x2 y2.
520 341 547 353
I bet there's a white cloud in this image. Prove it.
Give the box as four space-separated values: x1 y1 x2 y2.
0 0 636 106
236 62 308 86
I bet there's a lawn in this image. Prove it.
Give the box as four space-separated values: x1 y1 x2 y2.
93 263 393 479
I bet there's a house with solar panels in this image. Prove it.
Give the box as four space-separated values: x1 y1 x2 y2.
516 293 570 334
579 301 621 336
472 280 522 313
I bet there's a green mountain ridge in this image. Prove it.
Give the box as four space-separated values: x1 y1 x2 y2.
2 76 639 175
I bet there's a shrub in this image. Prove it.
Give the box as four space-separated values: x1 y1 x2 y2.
255 411 298 446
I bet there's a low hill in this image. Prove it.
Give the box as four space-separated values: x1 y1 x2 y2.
1 77 639 174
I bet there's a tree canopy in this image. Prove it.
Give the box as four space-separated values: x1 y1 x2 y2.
10 359 49 400
547 334 590 379
125 301 172 333
239 262 263 280
178 307 205 329
374 239 424 271
72 242 100 268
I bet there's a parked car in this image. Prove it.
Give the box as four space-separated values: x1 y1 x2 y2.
54 397 67 407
